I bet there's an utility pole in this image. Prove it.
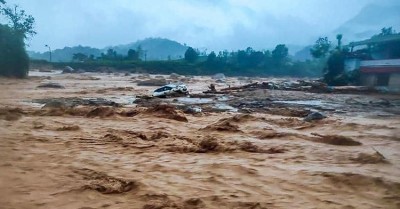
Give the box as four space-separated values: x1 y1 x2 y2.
45 44 52 62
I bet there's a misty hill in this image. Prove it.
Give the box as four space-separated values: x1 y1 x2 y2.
28 46 102 62
293 46 313 61
109 38 188 60
335 3 400 42
29 38 189 62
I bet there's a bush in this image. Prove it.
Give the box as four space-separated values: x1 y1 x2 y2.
0 24 29 78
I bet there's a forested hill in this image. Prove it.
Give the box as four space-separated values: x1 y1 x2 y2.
109 38 188 61
28 38 188 62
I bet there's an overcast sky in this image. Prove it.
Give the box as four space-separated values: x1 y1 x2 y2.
2 0 398 52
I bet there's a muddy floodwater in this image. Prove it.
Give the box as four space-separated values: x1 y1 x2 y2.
1 70 400 209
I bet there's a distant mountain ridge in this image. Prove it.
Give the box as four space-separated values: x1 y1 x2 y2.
28 38 189 62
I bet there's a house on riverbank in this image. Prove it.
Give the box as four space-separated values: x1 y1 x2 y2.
345 34 400 89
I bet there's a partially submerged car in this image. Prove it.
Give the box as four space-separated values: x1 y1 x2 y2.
152 84 188 97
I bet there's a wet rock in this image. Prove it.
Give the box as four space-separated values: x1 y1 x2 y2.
37 82 65 89
183 106 202 114
62 66 74 73
304 112 326 122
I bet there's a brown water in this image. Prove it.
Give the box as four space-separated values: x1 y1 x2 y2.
0 71 399 209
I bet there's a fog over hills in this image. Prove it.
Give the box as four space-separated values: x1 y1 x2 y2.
334 3 400 43
28 38 188 62
109 38 188 60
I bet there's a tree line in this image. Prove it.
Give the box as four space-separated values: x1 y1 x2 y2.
181 45 322 77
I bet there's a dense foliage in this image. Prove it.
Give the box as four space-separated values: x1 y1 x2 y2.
0 24 29 77
0 1 35 78
184 47 199 63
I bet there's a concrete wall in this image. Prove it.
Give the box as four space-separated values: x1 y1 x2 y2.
389 73 400 88
361 74 377 87
361 73 400 89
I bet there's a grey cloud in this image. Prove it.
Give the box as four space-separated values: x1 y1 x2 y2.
3 0 399 52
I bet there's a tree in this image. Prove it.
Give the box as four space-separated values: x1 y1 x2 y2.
184 47 198 63
207 51 217 63
248 51 264 67
72 53 88 62
378 27 395 36
106 49 117 60
1 4 36 39
136 45 144 60
0 1 35 78
310 37 331 59
324 50 346 86
336 34 343 49
127 49 139 61
0 24 29 77
272 44 289 67
272 44 288 60
236 50 247 66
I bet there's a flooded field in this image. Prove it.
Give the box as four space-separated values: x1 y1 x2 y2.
1 70 400 209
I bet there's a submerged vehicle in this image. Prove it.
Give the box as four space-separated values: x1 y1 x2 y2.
152 84 188 97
